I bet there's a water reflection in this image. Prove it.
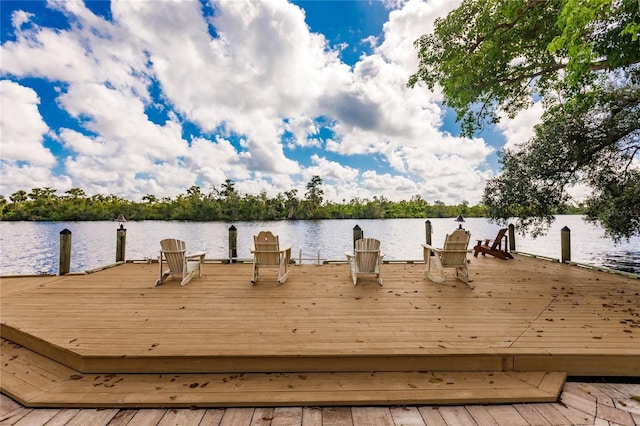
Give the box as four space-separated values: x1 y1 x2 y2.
0 216 638 275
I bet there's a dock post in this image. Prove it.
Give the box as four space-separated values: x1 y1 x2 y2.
425 220 434 256
353 225 363 249
228 225 237 263
561 226 571 263
116 225 126 263
59 229 72 275
508 223 516 251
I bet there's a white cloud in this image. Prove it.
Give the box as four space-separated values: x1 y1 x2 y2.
497 101 544 151
304 154 360 183
285 117 321 148
0 0 500 205
0 80 72 195
1 2 150 99
54 81 202 198
316 0 493 204
378 0 461 73
58 129 107 156
0 163 72 196
58 82 188 157
0 80 55 165
0 80 71 196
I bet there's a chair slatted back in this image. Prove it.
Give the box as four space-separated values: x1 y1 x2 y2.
253 231 281 265
441 230 470 267
491 228 508 250
160 238 186 273
355 238 381 273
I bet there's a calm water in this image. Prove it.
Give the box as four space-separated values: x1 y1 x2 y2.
0 216 638 275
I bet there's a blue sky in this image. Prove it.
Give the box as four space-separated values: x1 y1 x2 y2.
0 0 541 204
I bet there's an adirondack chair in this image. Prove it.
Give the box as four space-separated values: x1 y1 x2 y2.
155 239 206 287
422 229 472 285
251 231 292 284
473 228 513 260
345 238 384 286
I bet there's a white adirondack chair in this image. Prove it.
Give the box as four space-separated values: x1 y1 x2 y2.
422 229 472 286
345 238 384 286
155 239 206 287
251 231 292 284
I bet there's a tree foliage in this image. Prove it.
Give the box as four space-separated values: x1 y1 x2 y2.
304 175 325 219
409 0 639 134
484 84 640 239
409 0 640 239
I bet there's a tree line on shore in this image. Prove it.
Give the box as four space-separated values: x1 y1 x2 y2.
0 177 498 222
0 176 583 222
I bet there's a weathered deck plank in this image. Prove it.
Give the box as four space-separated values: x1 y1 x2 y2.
2 384 640 425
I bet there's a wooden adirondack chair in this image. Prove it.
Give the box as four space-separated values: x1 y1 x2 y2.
473 228 513 260
422 229 472 285
251 231 292 284
345 238 384 286
155 239 206 287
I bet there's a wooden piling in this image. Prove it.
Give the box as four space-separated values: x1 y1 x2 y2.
508 223 516 251
425 220 432 246
116 226 126 263
228 225 238 263
59 229 71 275
353 225 363 249
561 226 571 263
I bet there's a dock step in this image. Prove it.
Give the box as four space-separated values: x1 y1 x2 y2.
1 340 566 408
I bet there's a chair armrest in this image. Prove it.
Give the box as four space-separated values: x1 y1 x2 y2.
186 251 206 261
422 244 442 254
280 246 292 263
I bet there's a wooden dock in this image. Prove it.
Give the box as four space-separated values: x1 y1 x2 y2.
1 254 639 409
